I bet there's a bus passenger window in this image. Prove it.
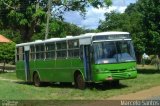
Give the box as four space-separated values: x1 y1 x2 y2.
45 43 55 59
56 50 67 58
30 46 35 60
68 49 79 58
35 44 44 60
16 47 24 61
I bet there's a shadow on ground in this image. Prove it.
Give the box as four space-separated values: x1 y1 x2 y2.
16 81 128 91
137 69 160 74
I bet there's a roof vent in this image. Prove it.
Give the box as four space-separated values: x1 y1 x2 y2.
50 38 60 40
66 36 73 38
35 40 42 42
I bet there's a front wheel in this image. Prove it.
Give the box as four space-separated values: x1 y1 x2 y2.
75 74 86 90
33 73 41 87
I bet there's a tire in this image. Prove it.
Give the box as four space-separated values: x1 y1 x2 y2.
33 73 41 87
75 74 86 90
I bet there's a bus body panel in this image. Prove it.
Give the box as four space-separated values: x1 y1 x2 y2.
16 61 26 80
27 58 84 82
92 62 137 82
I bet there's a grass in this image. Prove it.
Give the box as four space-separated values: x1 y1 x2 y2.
0 65 160 100
0 72 18 80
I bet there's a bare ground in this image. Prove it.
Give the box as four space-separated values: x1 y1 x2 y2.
108 86 160 100
72 86 160 106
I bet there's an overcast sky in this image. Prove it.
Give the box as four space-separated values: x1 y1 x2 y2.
63 0 137 29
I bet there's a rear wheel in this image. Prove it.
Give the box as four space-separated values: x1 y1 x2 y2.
33 73 41 87
75 74 85 90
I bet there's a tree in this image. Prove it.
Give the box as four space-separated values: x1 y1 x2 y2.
98 0 160 62
136 0 160 54
0 42 15 72
0 0 112 42
0 29 21 43
31 19 86 40
98 11 145 62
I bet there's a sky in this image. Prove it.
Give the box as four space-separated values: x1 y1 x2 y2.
63 0 137 29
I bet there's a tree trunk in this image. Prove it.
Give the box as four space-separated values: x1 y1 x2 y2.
156 55 159 71
21 21 36 42
2 59 6 72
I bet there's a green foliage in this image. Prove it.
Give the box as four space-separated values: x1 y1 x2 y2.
0 42 15 62
98 0 160 62
0 29 21 43
0 0 112 42
31 19 86 41
150 55 160 65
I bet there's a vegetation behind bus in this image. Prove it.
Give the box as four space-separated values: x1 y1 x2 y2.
0 42 15 72
0 0 159 65
98 0 160 63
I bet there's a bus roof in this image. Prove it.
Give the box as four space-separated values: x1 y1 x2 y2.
95 31 129 36
16 31 130 47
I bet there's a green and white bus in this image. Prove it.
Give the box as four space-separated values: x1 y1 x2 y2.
16 31 137 89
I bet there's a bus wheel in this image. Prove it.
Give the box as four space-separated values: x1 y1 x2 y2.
33 73 41 87
75 74 86 90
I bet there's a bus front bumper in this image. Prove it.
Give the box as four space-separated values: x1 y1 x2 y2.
93 70 137 82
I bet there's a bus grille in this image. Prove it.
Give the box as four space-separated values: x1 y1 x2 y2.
112 73 129 79
110 69 127 73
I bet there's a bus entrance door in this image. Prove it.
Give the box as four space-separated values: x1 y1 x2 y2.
83 45 92 81
24 46 30 81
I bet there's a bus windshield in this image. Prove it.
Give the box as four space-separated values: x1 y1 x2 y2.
93 40 136 64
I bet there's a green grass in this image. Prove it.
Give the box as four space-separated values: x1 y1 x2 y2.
0 66 160 100
0 72 18 80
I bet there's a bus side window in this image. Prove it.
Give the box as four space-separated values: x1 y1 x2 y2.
35 44 44 60
30 45 35 60
45 43 55 59
17 47 24 61
68 39 79 58
56 41 67 59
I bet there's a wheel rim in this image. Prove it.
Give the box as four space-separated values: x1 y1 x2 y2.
34 74 40 87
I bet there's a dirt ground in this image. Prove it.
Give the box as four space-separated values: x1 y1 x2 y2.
73 86 160 106
108 85 160 100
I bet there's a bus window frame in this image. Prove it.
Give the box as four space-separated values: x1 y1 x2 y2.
56 41 67 59
35 43 45 60
68 39 80 59
45 42 56 60
16 46 24 61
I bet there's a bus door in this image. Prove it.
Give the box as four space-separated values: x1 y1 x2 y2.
24 46 30 81
82 45 92 81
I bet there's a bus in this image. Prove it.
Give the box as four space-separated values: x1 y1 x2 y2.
16 31 137 89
